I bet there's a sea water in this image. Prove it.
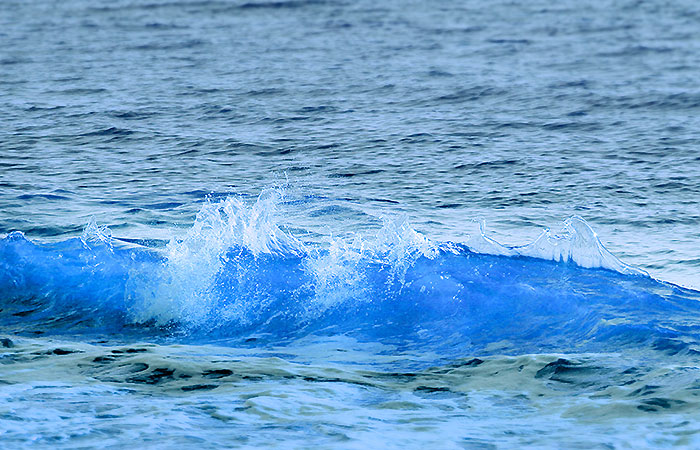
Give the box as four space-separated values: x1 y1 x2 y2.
1 0 700 448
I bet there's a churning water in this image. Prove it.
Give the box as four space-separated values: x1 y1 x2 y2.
1 0 700 447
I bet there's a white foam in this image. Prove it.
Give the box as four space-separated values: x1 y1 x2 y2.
302 215 437 313
129 189 306 327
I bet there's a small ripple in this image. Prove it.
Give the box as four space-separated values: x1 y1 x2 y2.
486 38 532 44
239 0 330 10
128 39 207 51
16 194 71 201
80 127 134 137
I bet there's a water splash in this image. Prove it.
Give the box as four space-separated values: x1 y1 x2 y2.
81 217 113 247
130 189 305 328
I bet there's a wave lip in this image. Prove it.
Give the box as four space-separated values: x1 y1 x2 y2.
467 215 647 276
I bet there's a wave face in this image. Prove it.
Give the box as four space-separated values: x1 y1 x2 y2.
2 193 699 359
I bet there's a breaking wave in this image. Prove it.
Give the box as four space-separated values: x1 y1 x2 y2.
1 190 698 357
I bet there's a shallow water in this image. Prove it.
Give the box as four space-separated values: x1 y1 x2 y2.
1 0 700 447
3 337 700 448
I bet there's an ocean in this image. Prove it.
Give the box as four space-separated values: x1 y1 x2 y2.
1 0 700 447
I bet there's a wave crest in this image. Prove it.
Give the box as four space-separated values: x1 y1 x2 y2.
467 216 647 276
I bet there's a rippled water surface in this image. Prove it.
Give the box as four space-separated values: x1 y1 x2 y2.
1 0 700 447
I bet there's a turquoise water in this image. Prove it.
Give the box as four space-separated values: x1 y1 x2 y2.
2 0 700 447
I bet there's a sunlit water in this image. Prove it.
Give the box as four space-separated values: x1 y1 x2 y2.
1 0 700 447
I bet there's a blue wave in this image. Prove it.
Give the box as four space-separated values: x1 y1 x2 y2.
1 195 699 357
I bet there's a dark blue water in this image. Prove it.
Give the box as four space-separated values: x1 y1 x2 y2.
2 0 700 447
